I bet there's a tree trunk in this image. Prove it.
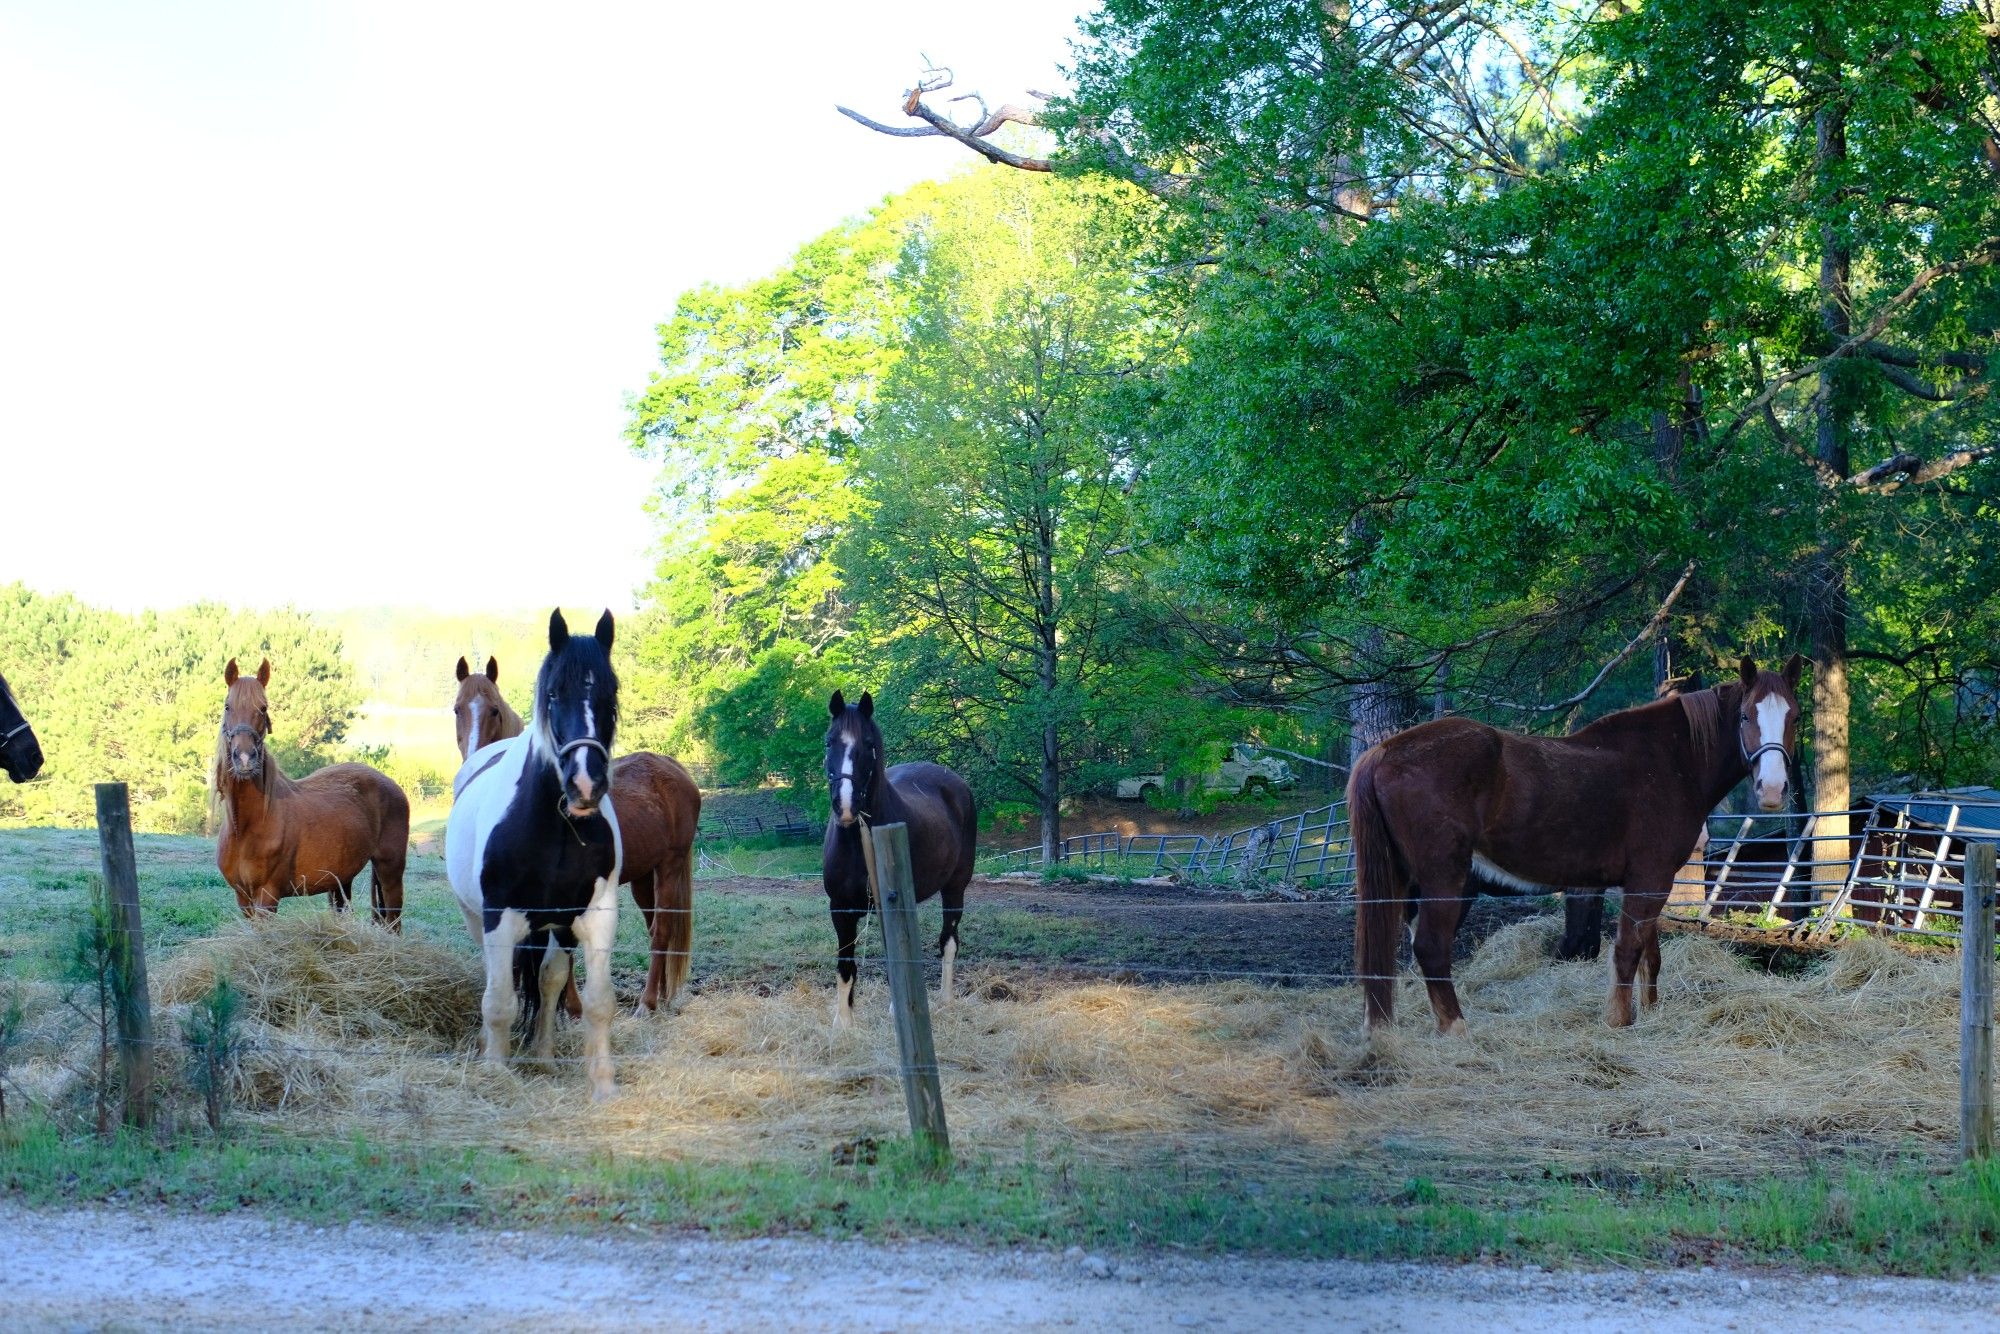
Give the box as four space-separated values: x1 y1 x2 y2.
1035 476 1062 867
1811 94 1854 889
1348 628 1403 766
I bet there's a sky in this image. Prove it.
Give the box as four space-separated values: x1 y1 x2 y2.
0 0 1089 613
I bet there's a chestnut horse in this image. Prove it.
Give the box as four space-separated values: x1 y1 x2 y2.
1 671 44 783
1350 656 1801 1033
821 689 976 1026
452 655 700 1012
214 658 410 929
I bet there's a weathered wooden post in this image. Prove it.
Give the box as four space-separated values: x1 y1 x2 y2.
863 821 951 1170
95 782 153 1129
1962 842 1995 1161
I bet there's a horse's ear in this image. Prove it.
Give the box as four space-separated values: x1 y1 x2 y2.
224 658 239 686
595 610 615 650
1738 657 1758 690
486 656 499 682
1782 652 1805 690
256 658 271 687
549 608 569 650
829 690 846 718
858 691 874 720
1686 669 1704 692
456 656 470 682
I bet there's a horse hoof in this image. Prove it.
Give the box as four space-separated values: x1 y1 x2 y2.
1439 1018 1467 1037
590 1082 615 1104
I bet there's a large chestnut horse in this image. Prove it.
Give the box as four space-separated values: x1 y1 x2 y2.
1 672 44 783
452 655 700 1012
1350 656 1801 1033
821 689 976 1027
213 658 410 929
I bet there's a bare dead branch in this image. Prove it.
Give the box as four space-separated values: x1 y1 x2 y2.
1463 560 1698 714
1850 443 2000 492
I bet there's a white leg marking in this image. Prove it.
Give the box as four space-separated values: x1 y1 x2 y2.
832 975 853 1029
480 909 531 1064
532 935 569 1063
571 874 620 1101
940 935 957 1005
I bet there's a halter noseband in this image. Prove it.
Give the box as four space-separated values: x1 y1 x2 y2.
1 721 29 745
555 736 610 767
1737 701 1791 776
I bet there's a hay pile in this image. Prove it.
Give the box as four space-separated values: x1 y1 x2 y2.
24 913 1966 1172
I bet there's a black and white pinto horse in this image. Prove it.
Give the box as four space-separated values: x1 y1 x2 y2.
446 610 624 1101
822 690 977 1027
1 673 43 784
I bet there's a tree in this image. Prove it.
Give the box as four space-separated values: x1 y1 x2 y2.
843 1 2000 812
0 586 362 832
841 169 1174 859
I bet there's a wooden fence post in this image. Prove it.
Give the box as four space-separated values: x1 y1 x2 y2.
865 821 951 1170
94 782 153 1129
1962 842 1995 1162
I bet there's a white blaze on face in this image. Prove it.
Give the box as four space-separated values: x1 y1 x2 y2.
836 739 856 824
571 689 598 801
463 698 481 760
1753 694 1790 810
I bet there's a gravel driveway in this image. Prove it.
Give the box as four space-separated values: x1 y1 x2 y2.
5 1202 2000 1331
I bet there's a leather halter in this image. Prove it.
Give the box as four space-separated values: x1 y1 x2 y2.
1 720 29 745
555 735 610 769
1737 706 1791 776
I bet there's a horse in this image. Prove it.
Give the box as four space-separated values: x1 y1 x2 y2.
821 689 977 1027
213 657 410 929
1349 655 1801 1033
451 656 699 1012
445 610 624 1100
454 655 523 759
0 672 44 783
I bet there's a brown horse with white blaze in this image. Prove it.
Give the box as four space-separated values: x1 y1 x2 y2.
451 656 699 1011
1349 655 1801 1033
214 657 411 928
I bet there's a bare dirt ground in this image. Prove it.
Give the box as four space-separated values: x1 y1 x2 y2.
702 873 1554 987
4 1201 1997 1332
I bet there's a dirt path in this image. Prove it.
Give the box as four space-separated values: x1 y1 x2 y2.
5 1203 1997 1332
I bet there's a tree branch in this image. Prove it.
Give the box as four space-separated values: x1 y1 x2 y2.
1849 444 2000 492
1461 560 1698 714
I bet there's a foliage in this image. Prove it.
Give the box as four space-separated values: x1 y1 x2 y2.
0 584 364 832
181 977 244 1134
1035 0 2000 791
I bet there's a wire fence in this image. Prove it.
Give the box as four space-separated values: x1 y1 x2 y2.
987 789 2000 951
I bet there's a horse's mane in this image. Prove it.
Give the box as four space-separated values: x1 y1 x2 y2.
1678 687 1723 777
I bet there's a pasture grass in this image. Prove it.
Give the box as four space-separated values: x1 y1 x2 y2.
8 1118 2000 1272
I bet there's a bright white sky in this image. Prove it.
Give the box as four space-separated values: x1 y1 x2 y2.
0 0 1088 613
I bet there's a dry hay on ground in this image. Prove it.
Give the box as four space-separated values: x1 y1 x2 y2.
13 914 1965 1173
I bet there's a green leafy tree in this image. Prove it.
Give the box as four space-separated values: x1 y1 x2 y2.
842 169 1180 858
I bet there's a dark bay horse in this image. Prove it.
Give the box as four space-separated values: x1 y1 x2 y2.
1349 656 1801 1033
452 655 699 1012
446 611 624 1099
1 672 44 783
822 690 976 1027
213 658 410 929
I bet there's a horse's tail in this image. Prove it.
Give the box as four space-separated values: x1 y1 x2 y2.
657 847 694 1007
514 930 547 1036
1349 749 1407 1029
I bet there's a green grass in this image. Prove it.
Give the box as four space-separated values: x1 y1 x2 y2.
8 1119 2000 1272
